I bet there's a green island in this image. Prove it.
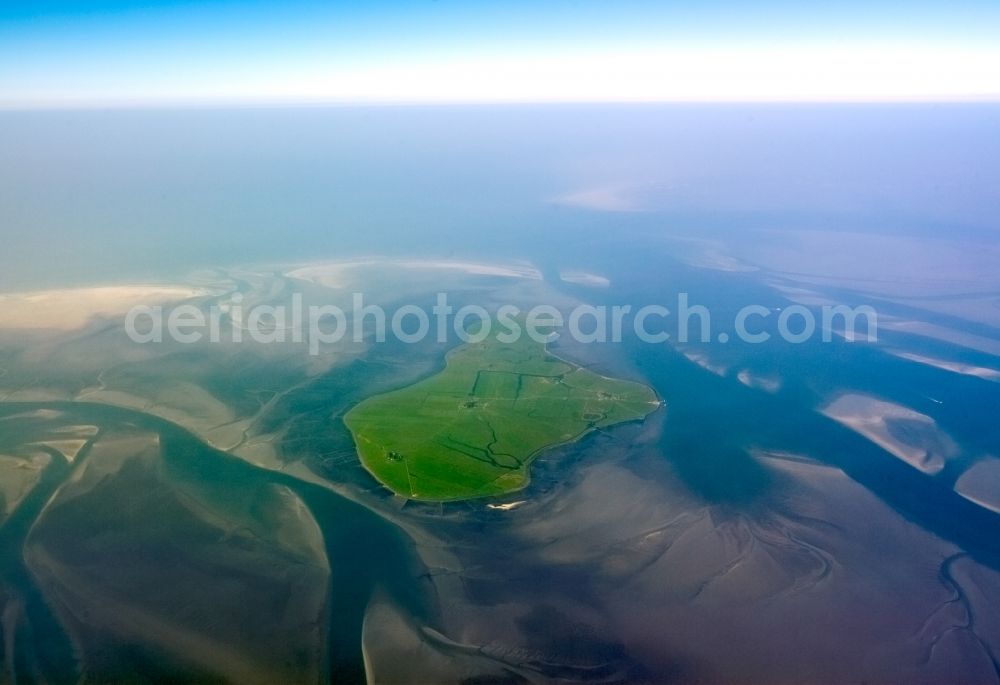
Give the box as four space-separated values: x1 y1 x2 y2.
344 332 660 501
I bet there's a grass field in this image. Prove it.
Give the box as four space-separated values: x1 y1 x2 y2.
344 333 660 501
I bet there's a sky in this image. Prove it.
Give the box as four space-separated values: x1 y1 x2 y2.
1 0 999 107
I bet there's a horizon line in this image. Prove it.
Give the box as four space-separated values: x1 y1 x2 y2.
4 94 1000 112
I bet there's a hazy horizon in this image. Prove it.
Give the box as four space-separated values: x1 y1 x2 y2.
3 102 999 291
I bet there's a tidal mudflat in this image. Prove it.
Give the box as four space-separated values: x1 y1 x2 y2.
2 102 1000 683
1 251 1000 683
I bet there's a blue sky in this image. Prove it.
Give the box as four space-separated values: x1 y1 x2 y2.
2 0 999 106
